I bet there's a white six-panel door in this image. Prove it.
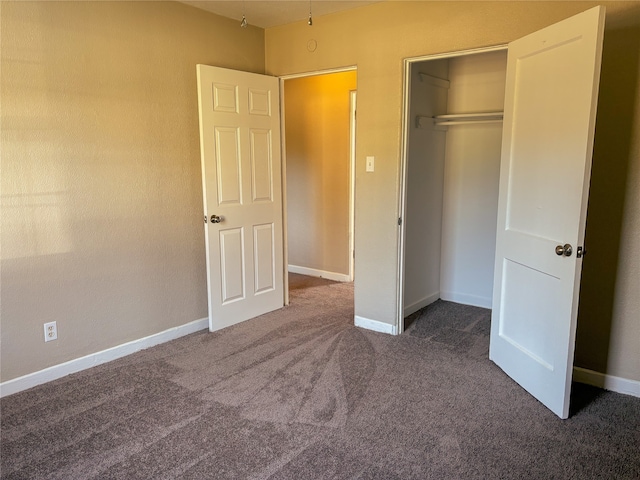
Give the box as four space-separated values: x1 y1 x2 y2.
490 6 605 418
197 65 284 332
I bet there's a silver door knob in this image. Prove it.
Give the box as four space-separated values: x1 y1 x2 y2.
210 215 222 224
555 244 573 257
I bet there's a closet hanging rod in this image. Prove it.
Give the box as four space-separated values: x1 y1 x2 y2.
415 112 504 129
433 111 504 121
433 119 503 126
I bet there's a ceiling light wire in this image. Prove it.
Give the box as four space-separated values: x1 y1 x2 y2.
308 0 313 26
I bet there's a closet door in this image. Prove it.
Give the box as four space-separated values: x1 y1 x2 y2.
489 6 605 419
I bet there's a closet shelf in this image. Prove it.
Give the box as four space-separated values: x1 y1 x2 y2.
416 111 504 129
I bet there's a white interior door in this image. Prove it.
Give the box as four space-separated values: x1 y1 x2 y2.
490 6 605 419
197 65 284 332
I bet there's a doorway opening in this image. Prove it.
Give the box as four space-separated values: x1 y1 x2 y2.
397 46 507 332
281 68 357 303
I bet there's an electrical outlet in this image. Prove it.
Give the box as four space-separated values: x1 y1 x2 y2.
44 321 57 342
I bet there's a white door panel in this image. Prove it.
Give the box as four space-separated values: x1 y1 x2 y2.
214 127 242 205
254 223 276 294
219 227 245 304
490 6 605 418
250 129 274 202
197 65 284 332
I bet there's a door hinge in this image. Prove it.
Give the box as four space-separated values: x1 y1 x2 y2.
398 217 402 226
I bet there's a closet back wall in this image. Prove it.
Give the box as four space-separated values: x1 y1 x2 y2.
440 51 507 308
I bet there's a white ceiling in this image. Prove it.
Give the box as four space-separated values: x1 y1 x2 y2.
180 0 382 28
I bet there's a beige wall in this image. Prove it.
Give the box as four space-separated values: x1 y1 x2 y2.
2 1 638 387
284 72 357 277
0 1 265 382
266 1 640 381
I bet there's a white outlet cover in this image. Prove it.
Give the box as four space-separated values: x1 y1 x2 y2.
44 321 57 342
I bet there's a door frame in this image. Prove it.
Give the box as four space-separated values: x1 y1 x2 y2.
349 89 357 282
396 45 507 333
279 66 358 305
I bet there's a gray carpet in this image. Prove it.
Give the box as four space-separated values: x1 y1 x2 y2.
2 276 639 479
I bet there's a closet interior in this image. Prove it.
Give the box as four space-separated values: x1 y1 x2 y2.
403 49 508 320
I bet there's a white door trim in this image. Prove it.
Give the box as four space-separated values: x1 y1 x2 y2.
279 65 358 81
279 78 290 305
397 45 508 334
349 90 357 281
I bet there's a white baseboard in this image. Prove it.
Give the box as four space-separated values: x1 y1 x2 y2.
404 292 440 317
440 290 492 309
288 265 350 283
573 366 640 398
0 317 208 398
354 315 398 335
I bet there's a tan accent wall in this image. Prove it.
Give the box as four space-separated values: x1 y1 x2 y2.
266 1 640 381
284 72 357 278
0 1 265 382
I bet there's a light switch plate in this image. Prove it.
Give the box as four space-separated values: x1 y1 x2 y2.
366 156 375 172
